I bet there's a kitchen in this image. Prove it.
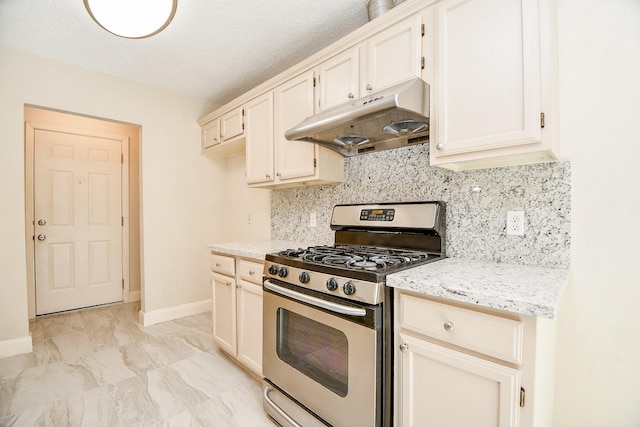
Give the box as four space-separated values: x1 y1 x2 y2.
1 0 639 426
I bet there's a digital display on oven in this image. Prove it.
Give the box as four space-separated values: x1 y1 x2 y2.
360 208 395 221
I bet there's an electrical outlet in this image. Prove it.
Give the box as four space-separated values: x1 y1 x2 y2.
309 212 317 228
506 211 525 236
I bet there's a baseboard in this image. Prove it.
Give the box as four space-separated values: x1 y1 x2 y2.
0 334 33 359
139 299 212 327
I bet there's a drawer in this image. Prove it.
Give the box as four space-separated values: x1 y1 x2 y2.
210 253 235 276
399 293 523 364
238 260 263 284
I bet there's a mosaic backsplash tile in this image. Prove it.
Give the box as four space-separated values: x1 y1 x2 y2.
271 144 571 268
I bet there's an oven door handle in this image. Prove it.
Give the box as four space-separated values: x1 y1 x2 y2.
263 386 303 427
264 280 367 317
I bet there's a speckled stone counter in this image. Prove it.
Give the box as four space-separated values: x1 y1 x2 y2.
387 258 568 319
207 240 315 261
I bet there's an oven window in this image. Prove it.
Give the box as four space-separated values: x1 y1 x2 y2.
276 308 348 397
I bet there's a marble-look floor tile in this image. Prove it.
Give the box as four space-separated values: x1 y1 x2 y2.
94 348 137 385
109 370 184 425
46 386 121 427
43 313 85 339
118 342 157 376
0 365 45 417
80 307 118 331
0 352 40 380
0 404 46 427
189 385 275 427
29 320 45 344
150 409 201 427
138 335 195 366
88 323 135 352
45 356 103 402
47 331 94 362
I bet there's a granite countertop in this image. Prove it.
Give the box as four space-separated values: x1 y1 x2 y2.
387 258 569 319
207 240 315 261
207 241 568 319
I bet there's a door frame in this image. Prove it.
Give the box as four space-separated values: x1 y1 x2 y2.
24 106 140 318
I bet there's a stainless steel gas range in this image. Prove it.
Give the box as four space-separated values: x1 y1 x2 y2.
262 201 446 427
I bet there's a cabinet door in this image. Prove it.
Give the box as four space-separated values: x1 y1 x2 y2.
430 0 543 163
202 119 220 149
317 47 360 111
274 70 317 181
211 272 237 355
236 280 263 376
245 92 275 184
363 14 423 94
398 333 520 427
220 107 244 142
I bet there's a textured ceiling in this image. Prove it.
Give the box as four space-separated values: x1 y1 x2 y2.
0 0 369 105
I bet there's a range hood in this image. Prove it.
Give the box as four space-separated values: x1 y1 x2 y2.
285 78 430 156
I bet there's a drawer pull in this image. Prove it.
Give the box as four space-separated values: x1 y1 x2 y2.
443 321 455 332
399 343 409 352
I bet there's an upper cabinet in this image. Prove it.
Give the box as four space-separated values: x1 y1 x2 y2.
246 71 344 188
363 14 424 95
200 0 559 174
427 0 558 170
315 14 423 112
200 105 245 157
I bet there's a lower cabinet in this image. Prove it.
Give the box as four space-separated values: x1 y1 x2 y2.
395 290 556 427
210 253 264 377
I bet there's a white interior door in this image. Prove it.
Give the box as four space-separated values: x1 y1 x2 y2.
34 128 123 315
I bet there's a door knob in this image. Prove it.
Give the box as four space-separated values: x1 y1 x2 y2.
37 234 46 241
37 219 47 226
399 343 409 352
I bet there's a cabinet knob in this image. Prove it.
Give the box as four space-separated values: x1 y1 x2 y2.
436 143 444 151
276 172 281 177
37 219 47 226
348 92 354 99
443 321 454 332
226 281 232 286
236 284 241 289
249 270 255 276
266 174 271 178
216 263 222 267
399 343 409 352
366 84 373 91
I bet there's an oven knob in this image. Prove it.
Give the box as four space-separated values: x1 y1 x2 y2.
299 271 310 284
268 265 278 275
326 278 338 291
278 267 288 278
343 281 356 295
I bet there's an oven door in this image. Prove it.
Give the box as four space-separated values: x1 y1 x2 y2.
263 278 382 427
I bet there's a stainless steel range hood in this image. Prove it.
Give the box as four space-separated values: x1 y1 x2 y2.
285 78 430 156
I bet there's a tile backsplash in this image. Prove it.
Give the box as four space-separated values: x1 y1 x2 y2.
271 144 570 268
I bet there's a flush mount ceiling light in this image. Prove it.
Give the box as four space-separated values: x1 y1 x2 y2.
84 0 177 39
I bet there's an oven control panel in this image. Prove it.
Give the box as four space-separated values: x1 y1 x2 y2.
359 208 395 222
263 263 384 305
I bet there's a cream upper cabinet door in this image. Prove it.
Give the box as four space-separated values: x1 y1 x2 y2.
211 272 237 356
202 118 220 149
245 92 275 184
398 333 521 427
274 70 317 181
220 107 244 142
316 47 360 111
430 0 555 170
363 14 423 95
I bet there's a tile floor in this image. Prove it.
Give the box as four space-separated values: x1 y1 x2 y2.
0 302 276 426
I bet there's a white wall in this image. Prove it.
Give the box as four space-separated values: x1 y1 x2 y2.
0 46 227 352
553 0 640 425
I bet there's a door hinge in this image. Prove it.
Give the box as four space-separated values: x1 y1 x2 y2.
313 77 317 88
121 153 124 164
421 23 425 37
121 217 124 226
520 387 526 407
242 108 245 117
540 112 545 128
421 56 425 70
122 278 125 289
313 158 317 168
